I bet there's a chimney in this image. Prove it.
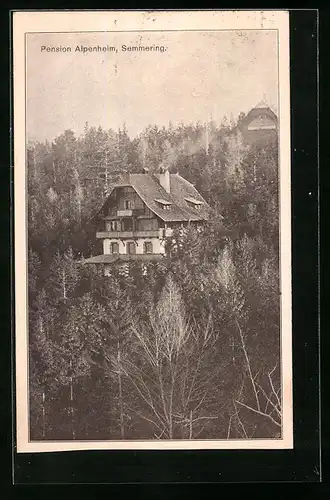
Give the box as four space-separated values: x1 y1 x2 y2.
158 166 170 193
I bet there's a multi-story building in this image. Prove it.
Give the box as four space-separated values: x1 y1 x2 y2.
84 167 211 275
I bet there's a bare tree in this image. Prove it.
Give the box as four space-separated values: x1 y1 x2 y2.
212 240 281 438
115 275 221 439
234 319 281 435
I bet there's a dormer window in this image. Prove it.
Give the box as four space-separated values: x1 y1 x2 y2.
155 198 172 211
185 197 203 210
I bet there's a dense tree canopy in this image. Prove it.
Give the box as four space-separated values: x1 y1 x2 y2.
28 120 280 440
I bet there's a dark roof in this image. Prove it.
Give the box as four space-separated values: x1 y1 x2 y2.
228 104 278 140
98 173 211 222
83 253 164 264
242 106 278 126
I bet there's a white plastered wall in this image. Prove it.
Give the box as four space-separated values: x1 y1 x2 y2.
103 237 166 255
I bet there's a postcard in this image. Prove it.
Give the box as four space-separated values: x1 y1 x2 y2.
13 9 292 452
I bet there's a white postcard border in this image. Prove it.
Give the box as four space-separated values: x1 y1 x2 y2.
13 10 292 452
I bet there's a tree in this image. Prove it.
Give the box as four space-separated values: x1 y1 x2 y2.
117 275 221 439
209 240 281 438
27 115 281 440
29 288 67 439
233 319 281 438
89 275 134 439
28 249 41 306
47 247 80 303
223 130 249 192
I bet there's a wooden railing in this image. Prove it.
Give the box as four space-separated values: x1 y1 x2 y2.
96 230 160 239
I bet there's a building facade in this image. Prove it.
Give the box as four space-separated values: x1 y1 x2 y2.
238 100 278 146
84 168 211 275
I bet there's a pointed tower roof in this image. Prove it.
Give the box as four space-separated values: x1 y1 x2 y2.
255 99 269 109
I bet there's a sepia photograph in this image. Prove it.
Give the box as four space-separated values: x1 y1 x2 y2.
13 10 292 451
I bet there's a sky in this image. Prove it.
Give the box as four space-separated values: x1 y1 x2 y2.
26 30 278 142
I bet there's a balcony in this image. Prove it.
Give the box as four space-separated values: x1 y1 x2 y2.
116 209 133 217
96 230 160 239
104 209 147 219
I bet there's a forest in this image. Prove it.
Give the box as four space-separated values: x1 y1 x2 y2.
27 116 281 440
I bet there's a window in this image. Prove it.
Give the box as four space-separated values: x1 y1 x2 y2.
127 242 136 255
144 241 153 254
125 200 131 210
108 220 121 231
122 218 133 231
137 219 158 231
110 242 119 254
155 198 172 211
186 201 201 210
185 197 203 210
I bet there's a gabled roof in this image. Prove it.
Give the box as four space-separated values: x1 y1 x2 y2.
97 173 211 222
243 105 278 125
254 99 269 109
228 103 278 140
